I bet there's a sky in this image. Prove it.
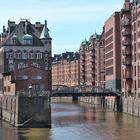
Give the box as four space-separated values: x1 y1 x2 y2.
0 0 124 55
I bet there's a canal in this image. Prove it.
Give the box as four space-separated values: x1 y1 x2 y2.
1 99 140 140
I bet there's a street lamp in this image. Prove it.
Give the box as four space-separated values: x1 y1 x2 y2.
28 84 32 97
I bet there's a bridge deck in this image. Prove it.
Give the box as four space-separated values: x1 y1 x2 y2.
51 92 120 97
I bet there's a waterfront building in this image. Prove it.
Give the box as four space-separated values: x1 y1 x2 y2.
104 12 121 91
121 0 140 98
79 34 100 86
52 52 79 88
96 30 105 88
0 19 52 95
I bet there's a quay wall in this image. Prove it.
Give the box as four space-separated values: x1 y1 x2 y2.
122 97 140 117
78 96 115 110
52 96 116 111
0 95 51 128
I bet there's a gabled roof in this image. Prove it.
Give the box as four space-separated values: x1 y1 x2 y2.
2 20 44 46
88 32 100 43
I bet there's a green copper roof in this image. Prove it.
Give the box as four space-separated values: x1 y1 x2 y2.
80 39 89 47
40 20 51 39
88 32 100 42
23 34 33 40
12 35 18 39
93 32 100 39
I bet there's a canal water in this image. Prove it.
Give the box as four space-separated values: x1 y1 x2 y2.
1 99 140 140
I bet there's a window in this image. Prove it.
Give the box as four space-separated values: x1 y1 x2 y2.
12 39 18 45
105 51 113 59
29 50 34 59
12 35 18 45
34 51 42 59
4 87 6 92
17 75 28 80
105 43 113 52
106 67 113 75
31 63 40 68
36 53 42 59
6 50 14 59
8 86 10 92
18 63 26 69
23 39 32 45
105 59 113 67
22 50 28 59
32 84 40 91
15 50 21 59
45 66 48 70
105 36 113 45
9 64 14 71
32 75 42 80
23 34 33 45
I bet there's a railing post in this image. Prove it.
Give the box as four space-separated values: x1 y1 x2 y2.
102 95 105 108
116 95 122 112
72 95 78 103
0 97 2 120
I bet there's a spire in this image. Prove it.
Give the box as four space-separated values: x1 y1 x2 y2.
93 32 100 39
40 20 51 39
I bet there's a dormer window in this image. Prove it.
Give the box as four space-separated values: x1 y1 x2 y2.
12 35 18 45
23 34 33 45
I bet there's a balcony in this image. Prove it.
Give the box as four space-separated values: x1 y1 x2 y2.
92 73 95 77
92 61 95 64
122 19 131 27
123 74 132 80
122 50 131 56
123 60 131 66
82 69 85 73
122 40 131 46
122 30 131 36
91 53 95 58
82 75 85 78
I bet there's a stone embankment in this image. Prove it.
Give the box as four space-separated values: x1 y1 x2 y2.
0 95 51 128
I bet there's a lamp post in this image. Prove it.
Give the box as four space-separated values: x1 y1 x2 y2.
28 85 32 97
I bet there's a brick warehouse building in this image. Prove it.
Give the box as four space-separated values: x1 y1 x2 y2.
79 34 100 86
0 19 52 95
104 12 121 91
52 52 79 88
79 33 105 87
96 30 105 88
121 0 140 98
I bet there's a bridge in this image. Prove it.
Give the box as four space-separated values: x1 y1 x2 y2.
51 85 122 112
52 85 120 97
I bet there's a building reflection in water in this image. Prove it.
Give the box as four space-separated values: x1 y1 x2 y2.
18 128 51 140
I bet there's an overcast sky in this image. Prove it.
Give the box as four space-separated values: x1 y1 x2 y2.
0 0 124 55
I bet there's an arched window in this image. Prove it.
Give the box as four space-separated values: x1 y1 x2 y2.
22 50 28 59
29 50 34 59
23 34 33 45
15 50 21 59
35 50 42 59
6 50 14 59
12 35 18 45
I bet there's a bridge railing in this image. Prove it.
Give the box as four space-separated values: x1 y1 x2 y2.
52 85 121 97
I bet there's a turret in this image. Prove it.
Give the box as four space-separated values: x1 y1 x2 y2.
40 20 52 51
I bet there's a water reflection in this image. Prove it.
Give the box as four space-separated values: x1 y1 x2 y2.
1 100 140 140
18 128 50 140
